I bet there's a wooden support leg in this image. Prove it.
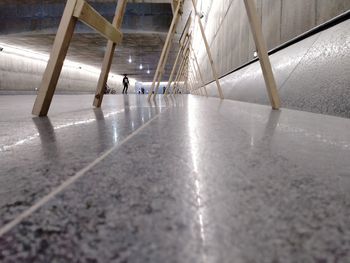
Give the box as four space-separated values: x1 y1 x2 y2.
243 0 280 109
184 77 189 93
164 37 187 96
173 48 189 94
165 35 191 95
189 72 200 95
190 59 201 93
93 0 127 108
172 58 186 94
177 57 189 94
153 69 164 96
191 0 224 99
32 0 78 116
164 46 182 96
190 44 208 97
148 1 182 100
154 37 173 96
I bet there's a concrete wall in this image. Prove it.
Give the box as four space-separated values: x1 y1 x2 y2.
201 20 350 118
0 46 135 94
188 0 350 84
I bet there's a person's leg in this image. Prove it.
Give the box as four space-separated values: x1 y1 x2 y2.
122 85 126 94
125 85 128 94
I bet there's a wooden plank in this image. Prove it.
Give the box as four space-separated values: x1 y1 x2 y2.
154 30 175 96
172 48 189 94
191 0 224 99
174 49 189 94
190 44 208 96
148 1 182 100
172 0 179 14
73 0 122 44
165 33 190 95
179 12 192 45
197 16 223 99
243 0 281 109
32 0 78 116
190 58 201 94
93 0 127 107
164 42 182 95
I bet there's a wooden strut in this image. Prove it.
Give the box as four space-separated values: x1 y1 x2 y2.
164 41 183 96
179 62 189 94
190 68 201 95
188 63 197 92
93 0 128 107
176 53 190 94
32 0 125 116
148 0 182 100
190 55 204 96
164 33 190 96
191 0 224 99
190 44 208 97
153 33 174 96
166 13 192 96
173 48 189 94
243 0 280 109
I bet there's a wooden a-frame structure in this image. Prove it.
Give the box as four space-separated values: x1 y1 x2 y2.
32 0 281 116
32 0 128 116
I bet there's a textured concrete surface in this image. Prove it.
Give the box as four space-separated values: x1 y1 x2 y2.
0 1 178 83
0 1 173 35
187 0 350 84
203 20 350 118
0 94 350 262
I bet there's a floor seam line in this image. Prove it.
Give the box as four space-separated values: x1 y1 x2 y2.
0 108 167 238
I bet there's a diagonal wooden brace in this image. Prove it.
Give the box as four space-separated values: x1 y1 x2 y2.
93 0 128 108
32 0 127 116
73 0 123 44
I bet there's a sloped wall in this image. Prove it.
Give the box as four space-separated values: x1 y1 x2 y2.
0 48 132 94
188 0 350 84
203 20 350 118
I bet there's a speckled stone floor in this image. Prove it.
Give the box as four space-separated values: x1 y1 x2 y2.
0 94 349 262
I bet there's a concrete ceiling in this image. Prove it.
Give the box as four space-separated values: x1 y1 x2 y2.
0 0 181 82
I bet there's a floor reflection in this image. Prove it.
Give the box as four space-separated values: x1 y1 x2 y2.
32 116 59 161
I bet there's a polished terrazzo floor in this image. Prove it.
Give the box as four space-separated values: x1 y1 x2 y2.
0 94 349 262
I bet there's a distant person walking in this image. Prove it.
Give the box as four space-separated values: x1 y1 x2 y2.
122 74 129 94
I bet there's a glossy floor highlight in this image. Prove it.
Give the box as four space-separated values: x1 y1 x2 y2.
0 94 349 262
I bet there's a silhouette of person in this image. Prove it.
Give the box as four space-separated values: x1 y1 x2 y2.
122 74 129 94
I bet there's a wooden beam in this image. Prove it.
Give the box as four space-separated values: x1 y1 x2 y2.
164 42 182 95
190 44 208 96
73 0 122 44
93 0 127 107
164 33 190 95
148 1 182 100
173 48 189 94
154 25 176 96
174 49 190 94
190 59 201 94
243 0 281 109
191 0 224 99
164 13 191 95
32 0 78 116
179 12 192 45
